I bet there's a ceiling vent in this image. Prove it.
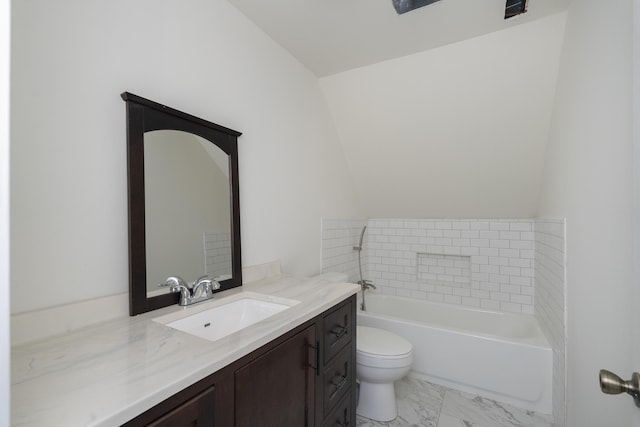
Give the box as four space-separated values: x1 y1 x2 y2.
392 0 441 15
505 0 528 19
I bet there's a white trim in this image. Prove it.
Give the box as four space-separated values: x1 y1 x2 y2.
0 0 10 424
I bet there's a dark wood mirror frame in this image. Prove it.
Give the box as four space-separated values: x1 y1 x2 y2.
122 92 242 316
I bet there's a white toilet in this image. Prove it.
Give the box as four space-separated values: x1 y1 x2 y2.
311 272 413 422
356 325 413 421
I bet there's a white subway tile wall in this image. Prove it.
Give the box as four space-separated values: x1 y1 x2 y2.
204 231 232 279
321 218 368 283
321 217 567 424
367 219 536 314
534 219 566 427
417 253 471 286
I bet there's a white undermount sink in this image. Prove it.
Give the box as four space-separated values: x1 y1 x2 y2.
153 292 300 342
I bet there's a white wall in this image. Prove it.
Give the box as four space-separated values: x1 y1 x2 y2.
0 0 9 422
634 1 640 426
10 0 364 314
320 13 566 219
537 0 634 426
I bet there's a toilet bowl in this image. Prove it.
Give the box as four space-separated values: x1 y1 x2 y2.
311 272 413 421
356 325 413 422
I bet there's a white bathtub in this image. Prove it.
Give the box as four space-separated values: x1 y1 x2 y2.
357 294 552 414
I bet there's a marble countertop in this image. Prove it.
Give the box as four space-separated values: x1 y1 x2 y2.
11 275 360 426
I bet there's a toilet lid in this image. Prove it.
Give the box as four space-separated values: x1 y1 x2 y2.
357 326 412 356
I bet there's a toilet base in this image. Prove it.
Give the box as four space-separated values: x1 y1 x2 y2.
356 380 398 422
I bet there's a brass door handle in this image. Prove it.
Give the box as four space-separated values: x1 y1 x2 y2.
599 369 640 407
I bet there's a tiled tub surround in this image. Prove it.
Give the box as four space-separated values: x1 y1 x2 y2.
321 218 567 424
366 219 536 314
321 218 368 283
534 219 566 427
11 274 359 426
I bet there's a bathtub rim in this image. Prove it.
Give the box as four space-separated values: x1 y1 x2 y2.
356 296 554 414
357 292 551 349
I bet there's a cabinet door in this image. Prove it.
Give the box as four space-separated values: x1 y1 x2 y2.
146 386 215 427
235 324 316 427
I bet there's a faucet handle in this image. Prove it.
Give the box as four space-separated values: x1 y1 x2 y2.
205 280 221 291
165 276 192 305
166 276 188 288
191 275 209 288
192 276 221 297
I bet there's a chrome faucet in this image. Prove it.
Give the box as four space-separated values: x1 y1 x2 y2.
358 279 376 291
163 275 221 306
165 276 191 301
357 279 376 311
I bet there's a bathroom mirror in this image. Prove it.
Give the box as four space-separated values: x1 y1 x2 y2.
122 92 242 315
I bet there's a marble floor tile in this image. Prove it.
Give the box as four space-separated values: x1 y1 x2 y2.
436 414 483 427
439 389 553 427
392 376 447 426
356 376 553 427
356 376 446 427
356 415 388 427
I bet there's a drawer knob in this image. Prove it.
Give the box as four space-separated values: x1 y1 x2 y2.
330 325 348 340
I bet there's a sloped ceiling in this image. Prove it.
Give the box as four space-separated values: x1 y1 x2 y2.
320 12 567 218
227 0 570 77
227 0 570 219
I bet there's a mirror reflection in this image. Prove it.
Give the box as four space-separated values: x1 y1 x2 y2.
144 130 232 297
122 91 242 316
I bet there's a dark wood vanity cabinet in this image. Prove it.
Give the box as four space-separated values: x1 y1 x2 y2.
121 377 217 427
234 324 316 427
318 298 356 427
146 386 215 427
123 295 356 427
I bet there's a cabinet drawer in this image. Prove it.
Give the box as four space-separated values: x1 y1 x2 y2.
146 386 215 427
322 344 353 417
121 379 216 427
323 299 353 363
323 392 354 427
